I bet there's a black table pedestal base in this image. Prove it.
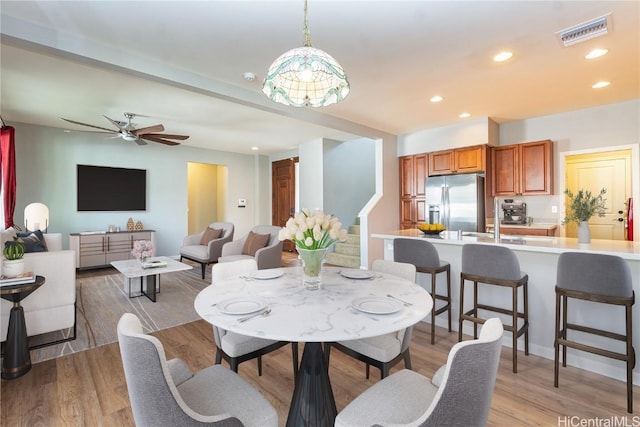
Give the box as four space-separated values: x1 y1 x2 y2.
286 342 337 427
2 305 31 380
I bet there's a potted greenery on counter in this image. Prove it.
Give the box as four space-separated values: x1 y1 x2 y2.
2 241 26 277
563 187 607 243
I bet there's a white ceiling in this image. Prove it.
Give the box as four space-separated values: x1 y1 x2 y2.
1 1 638 155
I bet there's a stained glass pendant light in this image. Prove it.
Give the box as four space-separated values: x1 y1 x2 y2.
262 0 350 107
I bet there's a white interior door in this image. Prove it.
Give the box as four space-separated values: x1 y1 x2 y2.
565 150 632 240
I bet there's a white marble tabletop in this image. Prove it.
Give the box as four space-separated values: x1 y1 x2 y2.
194 266 433 343
111 256 193 278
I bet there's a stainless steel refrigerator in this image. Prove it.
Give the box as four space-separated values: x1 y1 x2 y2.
425 173 485 232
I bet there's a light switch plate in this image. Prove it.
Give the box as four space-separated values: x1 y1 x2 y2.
551 205 558 213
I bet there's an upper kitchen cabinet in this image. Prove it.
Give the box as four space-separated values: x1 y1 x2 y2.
492 140 553 196
428 145 487 176
400 153 428 229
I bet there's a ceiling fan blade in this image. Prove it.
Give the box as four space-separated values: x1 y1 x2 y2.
103 115 125 130
141 135 181 146
133 124 164 136
143 133 189 140
60 118 117 133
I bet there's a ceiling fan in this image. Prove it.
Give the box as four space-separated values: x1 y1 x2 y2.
61 112 189 146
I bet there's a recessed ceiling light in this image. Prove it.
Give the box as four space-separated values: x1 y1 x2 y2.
251 146 259 150
430 95 443 103
459 112 471 118
493 51 513 62
592 81 610 89
243 72 256 82
585 48 608 59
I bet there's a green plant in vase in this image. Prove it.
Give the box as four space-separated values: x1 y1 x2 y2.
2 241 26 277
563 187 606 243
3 241 25 260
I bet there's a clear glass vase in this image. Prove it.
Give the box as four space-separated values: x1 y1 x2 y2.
297 247 328 290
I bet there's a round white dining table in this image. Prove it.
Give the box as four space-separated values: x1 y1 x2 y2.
194 266 433 427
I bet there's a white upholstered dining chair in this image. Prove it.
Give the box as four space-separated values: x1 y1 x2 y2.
210 259 298 378
325 259 418 379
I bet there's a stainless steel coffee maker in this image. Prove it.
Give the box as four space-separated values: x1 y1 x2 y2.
501 200 527 224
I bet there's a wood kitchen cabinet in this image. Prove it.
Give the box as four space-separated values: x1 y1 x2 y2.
487 225 558 237
492 140 553 196
428 145 487 176
399 153 428 229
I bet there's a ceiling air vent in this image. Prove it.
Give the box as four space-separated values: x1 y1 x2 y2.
556 13 611 47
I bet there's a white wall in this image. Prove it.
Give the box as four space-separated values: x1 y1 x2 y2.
398 117 499 155
298 138 325 211
323 137 376 229
10 122 268 257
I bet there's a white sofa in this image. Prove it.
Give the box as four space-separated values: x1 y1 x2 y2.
1 232 76 343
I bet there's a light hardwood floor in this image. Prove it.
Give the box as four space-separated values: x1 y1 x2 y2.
1 252 637 425
2 319 637 426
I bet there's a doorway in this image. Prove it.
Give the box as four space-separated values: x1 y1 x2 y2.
563 148 633 240
187 162 227 235
272 158 298 252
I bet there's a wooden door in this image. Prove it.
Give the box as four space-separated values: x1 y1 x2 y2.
272 158 297 252
565 149 632 240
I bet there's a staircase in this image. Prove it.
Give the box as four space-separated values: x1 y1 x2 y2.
325 221 361 268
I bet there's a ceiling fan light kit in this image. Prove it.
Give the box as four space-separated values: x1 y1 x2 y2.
262 0 349 108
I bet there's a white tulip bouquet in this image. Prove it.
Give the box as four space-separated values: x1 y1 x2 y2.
278 209 348 250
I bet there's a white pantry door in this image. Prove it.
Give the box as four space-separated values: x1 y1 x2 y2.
565 149 632 240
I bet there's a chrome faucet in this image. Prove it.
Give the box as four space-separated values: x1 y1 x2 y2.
494 197 501 241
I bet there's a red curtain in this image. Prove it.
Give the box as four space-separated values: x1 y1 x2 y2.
1 125 16 229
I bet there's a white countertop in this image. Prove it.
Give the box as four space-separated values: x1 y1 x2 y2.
372 229 640 260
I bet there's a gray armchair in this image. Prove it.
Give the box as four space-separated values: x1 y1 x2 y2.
335 318 504 427
180 222 234 279
218 225 283 270
117 313 277 427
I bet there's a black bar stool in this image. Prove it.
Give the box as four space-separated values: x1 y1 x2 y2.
554 252 635 413
459 244 528 373
394 238 451 344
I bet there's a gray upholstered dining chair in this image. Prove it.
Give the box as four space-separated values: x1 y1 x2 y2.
335 317 504 427
554 252 635 413
210 259 298 378
117 312 277 427
218 225 283 270
180 222 234 279
325 259 417 379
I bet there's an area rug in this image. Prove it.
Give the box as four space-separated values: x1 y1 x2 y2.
30 261 209 364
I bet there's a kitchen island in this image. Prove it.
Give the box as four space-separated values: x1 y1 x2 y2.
372 229 640 385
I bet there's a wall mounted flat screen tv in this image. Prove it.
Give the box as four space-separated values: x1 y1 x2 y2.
77 165 147 211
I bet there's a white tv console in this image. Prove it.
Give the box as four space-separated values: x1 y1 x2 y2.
69 230 156 269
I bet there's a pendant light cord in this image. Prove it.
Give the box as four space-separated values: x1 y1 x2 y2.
303 0 312 47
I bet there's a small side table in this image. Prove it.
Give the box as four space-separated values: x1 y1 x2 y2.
1 276 45 380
